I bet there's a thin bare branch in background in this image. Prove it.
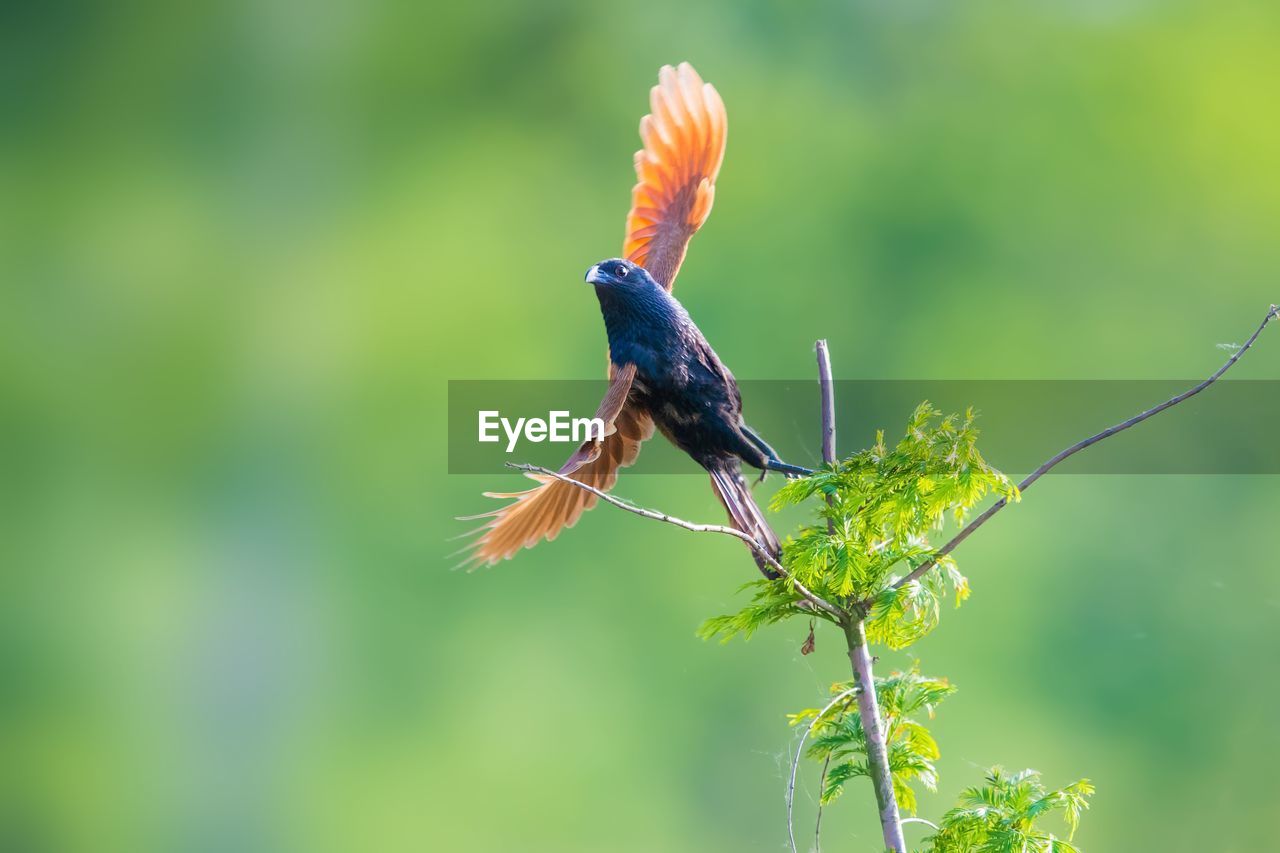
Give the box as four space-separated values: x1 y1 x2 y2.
889 303 1280 596
813 752 832 852
810 696 856 853
787 687 859 853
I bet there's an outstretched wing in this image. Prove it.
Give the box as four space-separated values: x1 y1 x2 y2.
624 62 728 291
462 63 726 566
463 365 653 567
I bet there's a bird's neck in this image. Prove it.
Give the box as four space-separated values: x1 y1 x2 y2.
591 284 686 366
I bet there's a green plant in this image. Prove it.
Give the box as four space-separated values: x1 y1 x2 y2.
701 403 1015 647
790 664 956 815
704 403 1092 850
509 306 1278 851
927 768 1094 852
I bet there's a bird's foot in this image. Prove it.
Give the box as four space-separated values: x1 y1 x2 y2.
766 460 815 479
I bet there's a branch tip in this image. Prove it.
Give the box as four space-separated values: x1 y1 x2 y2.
885 302 1280 596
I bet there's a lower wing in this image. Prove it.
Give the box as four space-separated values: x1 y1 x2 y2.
461 368 653 567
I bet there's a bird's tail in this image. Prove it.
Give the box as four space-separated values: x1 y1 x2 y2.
708 464 782 579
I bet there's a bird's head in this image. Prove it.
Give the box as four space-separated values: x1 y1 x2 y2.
585 258 681 352
585 259 658 292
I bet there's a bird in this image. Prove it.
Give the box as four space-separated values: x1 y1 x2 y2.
462 62 810 576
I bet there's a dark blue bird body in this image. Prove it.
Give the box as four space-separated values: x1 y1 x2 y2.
588 260 768 472
584 258 809 578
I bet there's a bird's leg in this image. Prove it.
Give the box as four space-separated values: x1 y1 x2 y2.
740 424 815 479
740 423 781 462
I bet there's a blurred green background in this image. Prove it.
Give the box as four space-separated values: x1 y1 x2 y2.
2 1 1279 851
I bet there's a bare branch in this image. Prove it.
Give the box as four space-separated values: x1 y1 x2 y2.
810 343 840 853
816 339 838 470
817 337 907 853
817 339 839 546
787 686 859 853
890 303 1280 594
504 462 847 621
813 752 833 853
844 621 908 852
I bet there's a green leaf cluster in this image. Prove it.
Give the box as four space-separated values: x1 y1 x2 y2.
696 579 812 642
772 402 1017 646
790 664 956 814
773 402 1016 599
923 767 1094 852
699 404 1017 647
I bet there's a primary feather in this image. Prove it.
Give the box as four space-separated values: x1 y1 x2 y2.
625 63 727 290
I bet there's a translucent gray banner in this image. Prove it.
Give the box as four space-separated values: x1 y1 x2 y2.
447 380 1280 475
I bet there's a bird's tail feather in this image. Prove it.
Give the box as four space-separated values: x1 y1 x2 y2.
708 465 782 579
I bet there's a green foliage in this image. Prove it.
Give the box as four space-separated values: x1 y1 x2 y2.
923 768 1094 852
772 402 1017 609
696 580 814 642
863 553 969 650
789 664 956 815
702 404 1094 849
702 403 1017 648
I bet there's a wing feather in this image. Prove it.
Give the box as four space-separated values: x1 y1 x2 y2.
463 366 655 567
624 62 727 291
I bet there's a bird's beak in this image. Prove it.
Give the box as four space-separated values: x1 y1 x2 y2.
585 264 607 285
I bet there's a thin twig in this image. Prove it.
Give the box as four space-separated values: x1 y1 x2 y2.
786 686 860 853
811 695 856 852
816 340 839 541
889 304 1280 595
504 462 847 621
813 752 832 852
816 339 837 473
812 340 839 853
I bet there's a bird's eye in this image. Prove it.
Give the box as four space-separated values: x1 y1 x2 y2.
615 265 629 277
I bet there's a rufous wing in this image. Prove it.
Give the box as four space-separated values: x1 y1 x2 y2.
462 364 653 567
624 62 727 291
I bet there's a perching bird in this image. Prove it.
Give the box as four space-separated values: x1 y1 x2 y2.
464 63 809 575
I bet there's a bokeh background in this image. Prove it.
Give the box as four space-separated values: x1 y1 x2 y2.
3 1 1279 851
